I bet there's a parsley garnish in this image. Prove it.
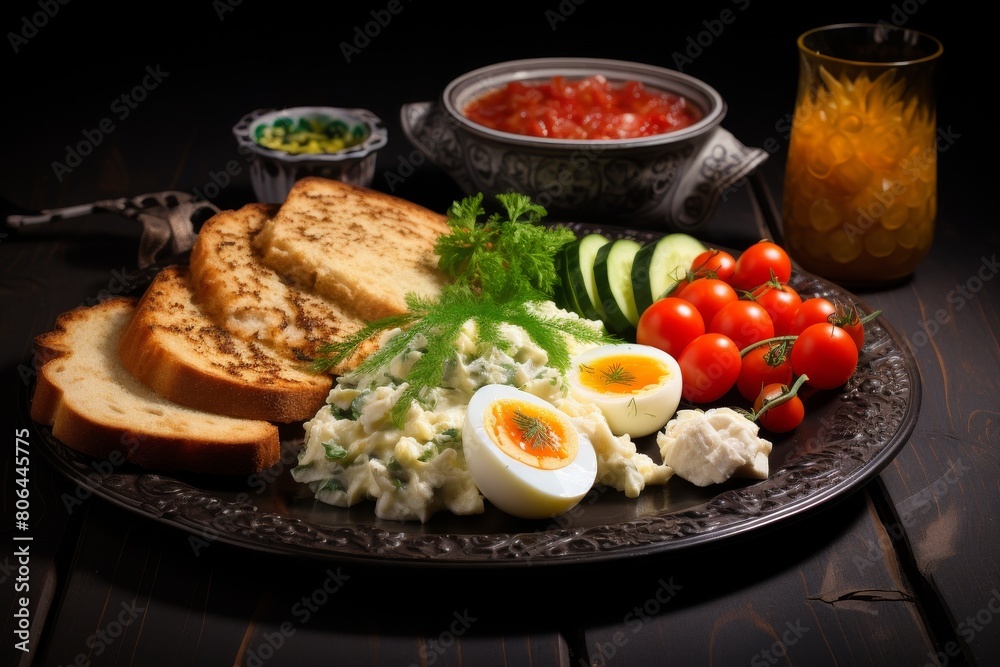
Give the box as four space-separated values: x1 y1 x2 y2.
386 456 408 488
329 404 352 420
318 478 345 492
436 193 573 297
312 193 615 428
322 441 348 461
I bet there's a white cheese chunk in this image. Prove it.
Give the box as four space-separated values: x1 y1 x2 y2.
656 408 773 487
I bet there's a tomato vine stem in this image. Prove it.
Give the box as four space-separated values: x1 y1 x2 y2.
740 335 797 357
748 374 810 421
859 309 883 323
738 307 883 358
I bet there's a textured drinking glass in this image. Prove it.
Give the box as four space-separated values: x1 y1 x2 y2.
782 23 943 286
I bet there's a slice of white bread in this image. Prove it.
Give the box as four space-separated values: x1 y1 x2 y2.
187 202 375 374
117 265 331 423
30 297 281 474
253 177 451 321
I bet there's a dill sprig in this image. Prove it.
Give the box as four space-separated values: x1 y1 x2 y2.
312 192 615 428
601 363 637 387
512 410 556 451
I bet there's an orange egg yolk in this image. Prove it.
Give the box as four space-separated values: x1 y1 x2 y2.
577 353 669 395
486 399 577 470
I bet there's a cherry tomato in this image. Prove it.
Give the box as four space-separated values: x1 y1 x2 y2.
790 322 860 389
690 248 737 282
677 278 739 328
660 277 690 299
751 282 803 336
636 297 705 358
788 297 837 335
677 333 742 403
753 382 805 433
730 240 793 291
832 301 866 351
709 300 775 351
737 341 794 402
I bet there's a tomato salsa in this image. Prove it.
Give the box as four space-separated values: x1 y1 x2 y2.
462 75 701 140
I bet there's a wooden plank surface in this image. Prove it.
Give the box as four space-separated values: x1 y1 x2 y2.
861 219 1000 667
24 484 938 667
579 489 935 666
31 500 574 667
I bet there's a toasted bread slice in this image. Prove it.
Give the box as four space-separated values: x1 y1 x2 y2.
118 266 331 423
30 297 280 474
253 177 451 321
188 202 376 373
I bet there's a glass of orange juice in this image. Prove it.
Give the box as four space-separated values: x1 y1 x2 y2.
782 23 944 287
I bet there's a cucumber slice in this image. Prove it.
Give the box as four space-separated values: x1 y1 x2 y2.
563 233 610 322
594 238 643 334
553 245 584 316
631 232 708 314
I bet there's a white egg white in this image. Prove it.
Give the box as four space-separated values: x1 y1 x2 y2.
462 384 597 520
566 343 683 438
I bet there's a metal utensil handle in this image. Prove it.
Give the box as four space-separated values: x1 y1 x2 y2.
6 203 101 227
6 191 204 228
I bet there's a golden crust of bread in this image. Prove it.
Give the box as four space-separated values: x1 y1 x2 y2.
30 179 454 476
253 177 451 321
188 202 376 374
30 297 281 474
117 266 331 423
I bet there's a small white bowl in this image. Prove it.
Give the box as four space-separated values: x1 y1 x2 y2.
233 106 388 202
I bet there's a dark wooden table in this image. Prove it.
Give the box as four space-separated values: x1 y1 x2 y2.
3 3 996 666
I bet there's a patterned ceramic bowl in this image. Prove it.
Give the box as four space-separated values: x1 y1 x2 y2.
233 106 388 203
402 58 767 230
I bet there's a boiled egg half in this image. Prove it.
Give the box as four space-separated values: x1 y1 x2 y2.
566 343 683 438
462 384 597 519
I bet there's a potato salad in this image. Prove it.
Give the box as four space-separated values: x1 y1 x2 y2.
292 304 672 523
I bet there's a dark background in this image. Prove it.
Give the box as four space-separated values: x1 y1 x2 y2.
0 0 986 241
